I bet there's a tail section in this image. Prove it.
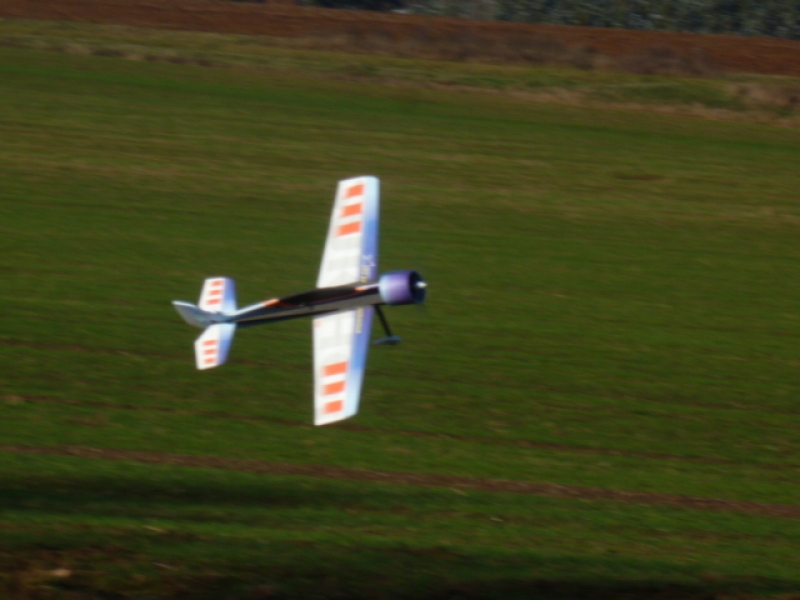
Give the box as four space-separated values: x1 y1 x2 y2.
195 323 236 370
173 277 238 370
173 301 213 328
173 277 238 327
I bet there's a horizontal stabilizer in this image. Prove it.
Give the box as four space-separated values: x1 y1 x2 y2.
199 277 237 313
173 301 212 329
195 323 236 370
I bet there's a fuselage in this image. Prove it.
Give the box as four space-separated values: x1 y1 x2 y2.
223 282 382 328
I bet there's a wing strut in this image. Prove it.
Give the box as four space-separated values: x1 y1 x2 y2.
373 305 401 346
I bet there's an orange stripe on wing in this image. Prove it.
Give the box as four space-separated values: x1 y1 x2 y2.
203 340 217 347
337 221 361 237
345 184 364 199
341 203 362 218
324 400 343 414
323 381 345 396
323 362 348 377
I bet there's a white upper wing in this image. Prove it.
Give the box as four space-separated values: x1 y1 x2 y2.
317 176 379 288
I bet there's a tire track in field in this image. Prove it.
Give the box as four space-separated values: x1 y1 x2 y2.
8 393 800 471
2 443 799 519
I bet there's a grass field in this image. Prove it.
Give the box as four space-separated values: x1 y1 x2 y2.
1 26 800 599
3 19 800 123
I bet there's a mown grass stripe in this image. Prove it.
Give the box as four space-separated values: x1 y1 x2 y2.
3 444 799 519
6 393 800 471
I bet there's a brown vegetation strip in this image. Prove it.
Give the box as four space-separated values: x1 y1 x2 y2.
2 0 800 76
9 393 800 471
2 443 800 519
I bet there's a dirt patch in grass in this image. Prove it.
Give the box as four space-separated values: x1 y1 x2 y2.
2 0 800 76
2 443 799 519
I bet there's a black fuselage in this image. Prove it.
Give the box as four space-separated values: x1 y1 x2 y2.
231 283 381 328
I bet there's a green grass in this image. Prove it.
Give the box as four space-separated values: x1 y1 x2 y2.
1 35 800 599
3 455 800 599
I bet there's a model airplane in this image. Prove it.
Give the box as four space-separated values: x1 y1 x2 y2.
172 176 426 425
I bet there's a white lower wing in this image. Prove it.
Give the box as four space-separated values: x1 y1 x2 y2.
313 307 374 426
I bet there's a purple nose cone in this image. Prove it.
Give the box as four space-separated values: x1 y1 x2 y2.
378 270 427 306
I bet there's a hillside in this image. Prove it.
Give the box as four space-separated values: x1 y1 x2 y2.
2 0 800 75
